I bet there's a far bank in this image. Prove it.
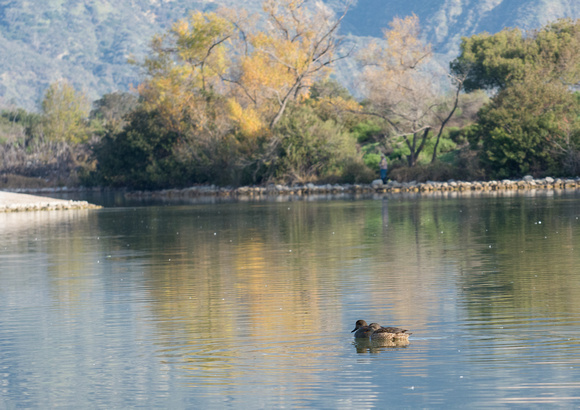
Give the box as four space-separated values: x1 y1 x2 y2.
5 175 579 203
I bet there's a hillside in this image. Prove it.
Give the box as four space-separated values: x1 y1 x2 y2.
342 0 580 56
0 0 224 109
0 0 579 110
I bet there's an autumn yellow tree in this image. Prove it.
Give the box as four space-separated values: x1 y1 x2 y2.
138 1 351 135
233 0 350 131
119 1 355 186
41 81 90 144
137 10 239 136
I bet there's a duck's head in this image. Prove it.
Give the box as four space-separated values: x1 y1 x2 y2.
368 323 382 331
351 319 368 332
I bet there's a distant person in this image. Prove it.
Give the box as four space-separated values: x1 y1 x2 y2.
379 156 388 183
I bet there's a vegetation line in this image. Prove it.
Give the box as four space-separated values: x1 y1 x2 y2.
1 2 579 190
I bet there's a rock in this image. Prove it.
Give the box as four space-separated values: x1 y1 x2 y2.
523 175 534 182
371 179 384 187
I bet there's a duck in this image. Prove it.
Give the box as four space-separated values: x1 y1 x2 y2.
351 319 374 338
351 319 411 340
368 322 411 340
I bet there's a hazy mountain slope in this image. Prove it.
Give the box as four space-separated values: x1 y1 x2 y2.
342 0 580 55
0 0 222 109
0 0 579 109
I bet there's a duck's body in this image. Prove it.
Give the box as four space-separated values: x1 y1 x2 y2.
352 320 411 340
368 322 411 340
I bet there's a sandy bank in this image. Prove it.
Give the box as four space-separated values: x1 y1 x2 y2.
0 191 101 212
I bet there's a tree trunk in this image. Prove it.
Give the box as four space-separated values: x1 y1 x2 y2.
407 128 430 167
431 106 459 163
269 81 300 129
432 77 463 163
415 127 430 162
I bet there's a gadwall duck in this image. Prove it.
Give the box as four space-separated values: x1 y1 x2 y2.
351 319 374 338
368 322 411 340
352 320 411 340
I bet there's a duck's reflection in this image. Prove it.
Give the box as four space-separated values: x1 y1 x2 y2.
353 338 410 354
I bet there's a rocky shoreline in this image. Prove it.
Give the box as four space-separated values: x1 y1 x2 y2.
125 175 580 199
0 191 102 213
3 175 579 207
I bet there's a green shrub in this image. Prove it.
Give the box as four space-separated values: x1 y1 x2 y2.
351 121 382 143
360 142 382 170
339 157 376 183
94 107 181 189
364 152 381 171
272 105 358 184
389 162 456 182
389 147 486 182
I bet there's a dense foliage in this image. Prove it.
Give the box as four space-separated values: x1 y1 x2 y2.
452 18 580 178
92 1 368 188
1 3 579 188
474 80 580 178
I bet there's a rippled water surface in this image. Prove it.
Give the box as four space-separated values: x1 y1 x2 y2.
1 191 580 408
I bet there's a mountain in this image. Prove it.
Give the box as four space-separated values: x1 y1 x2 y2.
0 0 224 109
0 0 579 110
342 0 580 56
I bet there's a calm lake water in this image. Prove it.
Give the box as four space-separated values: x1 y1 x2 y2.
1 190 580 408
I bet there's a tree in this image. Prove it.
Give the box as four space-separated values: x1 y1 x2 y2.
472 77 580 178
452 19 580 178
357 15 462 167
450 28 532 93
430 74 465 163
238 0 350 129
138 10 236 137
41 81 90 144
272 104 356 183
451 18 580 93
0 108 43 148
95 108 181 189
125 1 353 185
133 9 248 185
91 92 139 133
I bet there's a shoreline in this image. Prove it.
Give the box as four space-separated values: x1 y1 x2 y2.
0 191 102 213
124 176 580 199
2 175 579 208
